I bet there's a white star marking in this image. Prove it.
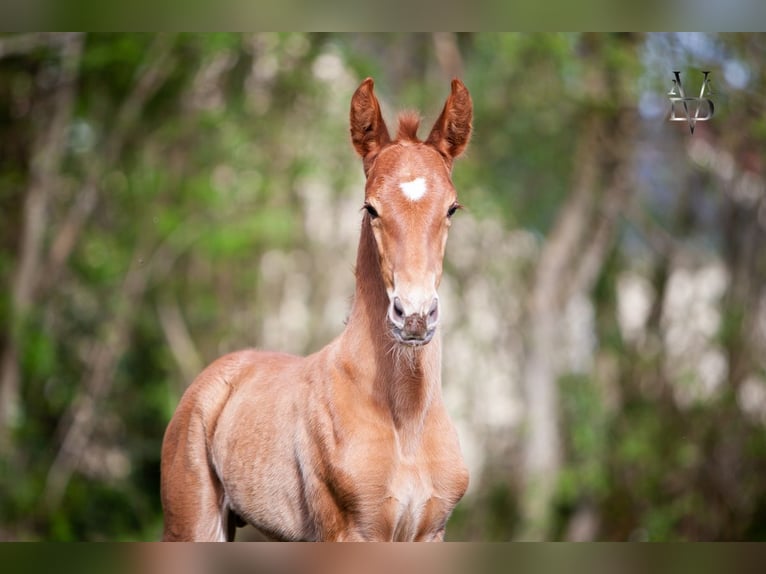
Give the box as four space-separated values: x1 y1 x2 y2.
399 177 427 202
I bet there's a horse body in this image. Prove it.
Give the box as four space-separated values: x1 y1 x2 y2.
161 78 472 541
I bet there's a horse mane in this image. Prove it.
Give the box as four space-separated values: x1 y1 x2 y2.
396 111 421 143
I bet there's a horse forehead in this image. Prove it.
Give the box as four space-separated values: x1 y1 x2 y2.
393 145 446 178
369 146 451 202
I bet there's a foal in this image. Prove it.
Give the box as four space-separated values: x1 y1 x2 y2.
161 78 472 541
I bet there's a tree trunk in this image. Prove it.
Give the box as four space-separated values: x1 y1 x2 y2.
518 34 639 539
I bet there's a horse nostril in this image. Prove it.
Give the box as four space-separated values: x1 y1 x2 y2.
393 297 405 320
427 298 439 328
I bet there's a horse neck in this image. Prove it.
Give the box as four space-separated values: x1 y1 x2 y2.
341 216 441 430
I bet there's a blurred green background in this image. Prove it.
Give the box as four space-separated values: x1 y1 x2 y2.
1 33 765 541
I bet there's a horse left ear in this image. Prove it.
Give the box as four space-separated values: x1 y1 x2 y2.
426 79 473 164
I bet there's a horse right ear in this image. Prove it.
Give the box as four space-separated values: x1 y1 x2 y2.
350 78 391 175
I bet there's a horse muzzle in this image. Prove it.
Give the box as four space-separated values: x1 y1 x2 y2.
388 295 439 346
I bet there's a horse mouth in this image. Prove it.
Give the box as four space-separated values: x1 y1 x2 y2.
390 326 436 347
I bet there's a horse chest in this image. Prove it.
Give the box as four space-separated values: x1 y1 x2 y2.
383 458 442 541
333 431 463 541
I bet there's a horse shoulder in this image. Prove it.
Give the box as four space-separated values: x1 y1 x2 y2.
423 402 470 504
211 349 306 463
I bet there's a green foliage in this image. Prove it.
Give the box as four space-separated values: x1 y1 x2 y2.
447 479 520 542
558 374 609 504
462 34 580 230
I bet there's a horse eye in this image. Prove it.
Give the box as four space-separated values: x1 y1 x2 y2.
363 203 379 220
447 202 461 218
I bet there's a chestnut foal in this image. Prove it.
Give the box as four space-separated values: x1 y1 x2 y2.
161 78 472 541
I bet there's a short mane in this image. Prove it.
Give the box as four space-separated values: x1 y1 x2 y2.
396 111 421 143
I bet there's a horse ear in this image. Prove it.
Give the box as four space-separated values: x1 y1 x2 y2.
350 78 391 174
426 79 472 164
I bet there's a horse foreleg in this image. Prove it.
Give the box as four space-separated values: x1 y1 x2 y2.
161 414 228 542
